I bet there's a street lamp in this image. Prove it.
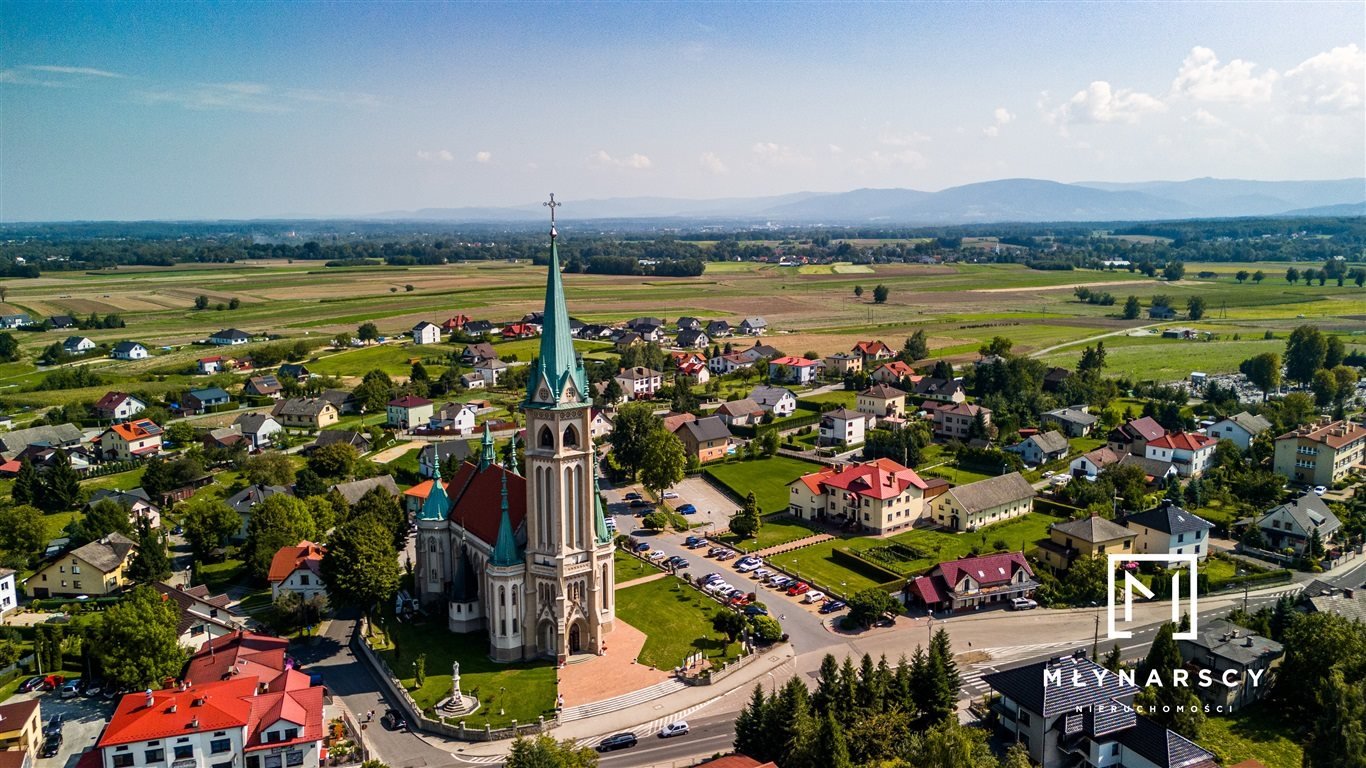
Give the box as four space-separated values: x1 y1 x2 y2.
499 686 506 716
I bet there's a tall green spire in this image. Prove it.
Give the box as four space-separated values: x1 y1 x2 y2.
592 445 610 544
417 451 448 521
490 471 521 567
526 194 586 408
478 421 496 471
505 437 519 475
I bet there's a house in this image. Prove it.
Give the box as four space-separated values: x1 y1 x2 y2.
930 472 1034 532
705 319 732 338
614 367 664 399
612 331 643 350
675 316 702 331
1069 445 1125 480
767 356 819 385
278 363 310 382
634 323 666 343
1107 416 1167 456
0 423 82 456
982 653 1217 768
387 395 434 430
819 408 868 447
1178 618 1283 712
738 316 767 335
737 342 783 363
870 360 917 384
707 352 752 374
412 320 443 345
311 429 372 455
1118 453 1179 487
1298 580 1366 621
0 569 16 621
184 630 293 687
319 388 359 415
589 409 613 439
1042 406 1098 437
856 383 907 421
1148 304 1177 319
94 391 146 422
1041 366 1072 392
1121 502 1214 565
271 397 339 430
676 328 710 348
501 322 538 339
906 551 1038 611
97 418 163 461
662 412 697 435
852 340 894 362
573 322 605 339
244 374 284 399
329 475 400 506
463 319 498 336
677 416 732 464
675 357 710 384
787 458 928 534
14 442 94 474
461 342 498 364
110 341 149 360
1254 492 1341 555
198 355 226 374
1144 431 1217 477
1039 515 1136 572
0 313 30 330
227 484 292 541
24 532 137 598
203 425 248 451
269 541 328 602
48 314 77 329
89 488 162 529
912 377 966 404
183 386 233 415
418 440 473 479
442 314 471 333
1207 411 1272 450
749 385 797 417
234 413 283 450
824 351 864 376
1010 430 1069 466
428 401 477 433
63 335 96 354
151 581 245 648
627 316 667 331
96 672 324 768
715 398 766 427
475 357 508 387
0 698 42 756
1273 417 1366 487
931 401 990 441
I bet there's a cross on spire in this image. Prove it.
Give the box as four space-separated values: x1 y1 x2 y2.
544 193 561 239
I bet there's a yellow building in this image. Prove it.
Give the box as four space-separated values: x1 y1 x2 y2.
1273 417 1365 487
0 697 41 755
1038 515 1136 572
25 533 136 599
930 472 1034 532
856 383 907 421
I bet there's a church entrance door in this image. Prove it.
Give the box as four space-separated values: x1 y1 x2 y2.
569 623 582 653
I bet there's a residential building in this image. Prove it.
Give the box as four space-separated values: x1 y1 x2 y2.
428 402 477 434
311 429 371 456
329 475 400 507
1207 411 1272 451
1144 431 1217 478
588 409 613 439
94 391 146 422
852 340 894 363
151 581 245 648
63 335 96 355
662 412 697 435
870 360 917 385
233 413 283 450
0 698 42 756
705 319 732 338
319 388 359 415
418 440 473 479
1121 502 1214 565
768 356 819 385
906 551 1038 611
856 383 906 421
787 458 928 534
612 331 643 350
89 488 161 529
97 418 163 461
930 472 1034 532
707 352 752 374
228 485 292 542
1298 580 1366 621
739 342 784 363
715 398 766 427
982 653 1216 768
1118 454 1179 487
0 568 15 621
1070 446 1124 480
1107 416 1167 456
48 314 77 329
633 323 665 343
749 385 797 417
461 342 498 364
442 314 471 333
387 395 434 429
0 423 82 457
677 416 731 464
110 341 148 360
932 401 990 441
203 425 247 451
1148 304 1177 319
197 355 225 374
911 377 966 404
269 541 328 602
475 358 509 387
271 397 338 430
1272 417 1366 487
675 358 710 384
1177 619 1283 712
676 317 702 332
24 532 136 598
208 328 252 345
412 320 442 345
738 316 767 335
1010 430 1069 466
243 374 283 398
614 367 664 399
1254 492 1341 555
463 319 498 336
676 329 710 348
501 322 538 339
627 316 666 331
0 314 29 330
1039 515 1135 572
1042 406 1098 437
1041 366 1073 392
824 352 863 376
818 408 868 447
183 386 232 415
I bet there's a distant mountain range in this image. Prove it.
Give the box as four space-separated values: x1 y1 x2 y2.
369 177 1365 225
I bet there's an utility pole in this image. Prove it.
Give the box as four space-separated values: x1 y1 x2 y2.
1092 610 1100 661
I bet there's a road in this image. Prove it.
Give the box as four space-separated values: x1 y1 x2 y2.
597 712 740 768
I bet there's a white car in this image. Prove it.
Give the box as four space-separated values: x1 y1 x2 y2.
663 491 680 499
659 721 689 738
1313 485 1328 496
803 591 826 604
770 576 792 588
649 550 668 562
1011 597 1039 611
1042 470 1055 478
604 518 617 531
752 568 771 580
736 560 762 573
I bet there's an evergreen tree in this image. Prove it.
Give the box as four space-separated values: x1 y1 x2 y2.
42 450 82 512
856 653 878 710
1138 622 1182 681
1002 743 1034 768
127 516 171 583
929 628 961 694
11 458 39 506
1122 295 1141 319
810 710 851 768
1103 643 1123 672
76 499 135 543
812 654 840 717
734 685 773 761
1304 668 1366 768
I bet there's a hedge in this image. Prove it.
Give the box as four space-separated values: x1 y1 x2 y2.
830 547 905 584
1034 497 1085 518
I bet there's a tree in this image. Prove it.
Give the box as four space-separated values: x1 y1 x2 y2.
1103 643 1122 672
1239 352 1281 401
1286 325 1328 386
41 450 82 512
1002 743 1033 768
606 402 660 478
10 458 40 506
308 442 358 479
1186 296 1206 320
638 431 686 500
1324 334 1346 369
410 360 430 383
127 516 171 583
1286 267 1300 284
1235 269 1249 283
1276 612 1366 719
712 609 747 642
1122 295 1141 319
641 511 667 531
600 377 623 405
907 720 998 768
77 499 135 543
414 652 426 687
730 491 762 539
505 734 599 768
749 614 783 643
322 515 400 614
0 503 46 562
734 685 773 760
872 284 889 304
1253 269 1265 283
244 452 296 487
809 710 851 768
96 586 186 689
1312 369 1340 408
902 330 929 361
0 332 18 363
349 486 406 547
228 297 241 310
979 336 1013 358
1162 261 1185 281
758 428 779 457
357 322 379 343
353 369 394 413
853 285 864 298
1304 668 1366 768
183 497 241 560
244 494 317 581
846 588 897 628
194 294 209 310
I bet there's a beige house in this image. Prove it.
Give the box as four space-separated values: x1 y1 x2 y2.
1273 417 1365 487
25 532 137 598
788 458 928 534
930 472 1034 532
824 352 863 376
856 383 907 421
0 698 42 755
272 397 340 430
96 418 163 462
931 402 991 441
1038 515 1135 572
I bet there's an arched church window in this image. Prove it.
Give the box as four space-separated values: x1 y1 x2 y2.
539 426 554 448
562 425 579 448
499 586 506 607
429 539 437 552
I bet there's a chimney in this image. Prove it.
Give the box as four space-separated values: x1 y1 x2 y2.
1245 637 1254 647
1347 588 1356 599
168 703 177 714
145 689 155 709
190 717 200 729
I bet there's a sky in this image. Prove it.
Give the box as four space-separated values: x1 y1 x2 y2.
2 1 1364 221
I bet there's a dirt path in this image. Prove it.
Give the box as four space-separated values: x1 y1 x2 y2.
1028 323 1159 358
615 572 670 590
368 439 426 464
970 279 1196 293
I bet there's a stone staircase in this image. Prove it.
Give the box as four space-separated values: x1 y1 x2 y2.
558 677 688 722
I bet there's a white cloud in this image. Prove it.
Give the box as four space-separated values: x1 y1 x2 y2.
1049 81 1167 128
438 149 454 162
828 144 844 154
282 88 379 108
983 106 1015 138
751 142 810 167
1283 44 1365 113
699 151 728 175
1186 108 1225 127
474 151 493 163
135 82 290 113
877 129 930 146
588 149 652 169
1171 46 1276 104
26 64 126 78
417 149 454 162
2 64 127 87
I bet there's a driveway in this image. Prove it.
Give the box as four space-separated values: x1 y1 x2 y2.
14 688 113 767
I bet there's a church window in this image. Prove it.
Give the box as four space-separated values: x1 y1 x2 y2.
602 566 609 609
429 540 436 552
499 586 506 607
539 426 554 448
500 619 506 636
562 425 579 448
512 618 519 634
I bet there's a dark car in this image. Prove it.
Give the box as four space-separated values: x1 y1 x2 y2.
744 604 769 616
629 499 652 508
624 492 642 501
44 713 65 738
684 536 701 547
819 600 847 614
664 556 682 567
17 676 44 693
597 732 638 752
171 525 184 535
381 709 406 731
676 503 697 514
41 734 62 758
674 559 690 570
634 542 651 553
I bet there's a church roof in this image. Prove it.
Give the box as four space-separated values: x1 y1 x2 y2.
526 207 587 410
491 473 521 567
438 460 528 549
418 455 449 521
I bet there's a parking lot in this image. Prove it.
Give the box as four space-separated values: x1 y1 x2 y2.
10 686 113 766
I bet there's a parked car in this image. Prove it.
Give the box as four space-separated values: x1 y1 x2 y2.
663 491 680 499
700 573 721 584
1042 470 1055 478
649 550 668 562
17 676 44 693
629 499 652 508
819 600 847 614
676 503 697 514
664 555 682 567
381 709 406 731
598 732 639 751
716 551 735 561
1313 485 1328 496
59 679 81 698
41 674 65 690
685 536 701 547
83 680 104 697
43 714 64 738
803 590 825 604
604 518 617 532
624 492 642 501
41 734 62 758
737 560 762 573
752 568 771 580
658 721 690 738
744 604 769 616
707 547 726 557
674 559 690 570
1010 597 1039 611
770 576 792 588
689 539 709 549
787 582 810 596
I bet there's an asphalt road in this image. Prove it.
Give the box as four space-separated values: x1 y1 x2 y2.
597 711 740 768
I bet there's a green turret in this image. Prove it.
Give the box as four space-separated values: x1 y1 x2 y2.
418 452 448 521
592 445 610 544
490 471 521 567
526 201 587 409
478 421 496 471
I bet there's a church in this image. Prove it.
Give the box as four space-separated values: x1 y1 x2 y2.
414 200 615 663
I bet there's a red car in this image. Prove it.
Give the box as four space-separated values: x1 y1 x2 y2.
786 582 810 596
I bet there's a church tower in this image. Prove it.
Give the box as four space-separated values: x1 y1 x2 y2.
414 457 451 608
522 195 615 662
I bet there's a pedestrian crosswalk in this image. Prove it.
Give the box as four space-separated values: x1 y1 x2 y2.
958 641 1080 699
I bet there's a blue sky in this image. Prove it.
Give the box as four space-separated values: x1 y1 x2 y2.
2 1 1363 221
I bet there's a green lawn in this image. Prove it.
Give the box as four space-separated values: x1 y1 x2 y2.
797 390 857 410
1198 703 1303 768
704 455 825 515
719 514 820 552
778 543 891 594
614 577 742 670
613 549 660 584
82 467 148 492
198 558 248 593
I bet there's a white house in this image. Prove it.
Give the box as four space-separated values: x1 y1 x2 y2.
1121 502 1214 565
589 409 613 439
111 341 149 360
268 540 328 602
475 358 508 387
0 568 16 620
1144 431 1217 478
750 385 797 417
707 353 752 374
63 336 96 355
430 401 478 434
233 412 283 450
1010 430 1070 466
412 321 442 345
208 328 252 346
768 356 819 385
1069 445 1124 480
94 391 147 422
1207 411 1273 451
614 367 663 398
1255 492 1341 556
819 408 868 447
930 472 1035 532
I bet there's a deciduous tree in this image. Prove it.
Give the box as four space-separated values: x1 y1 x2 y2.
96 586 186 689
320 516 400 614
